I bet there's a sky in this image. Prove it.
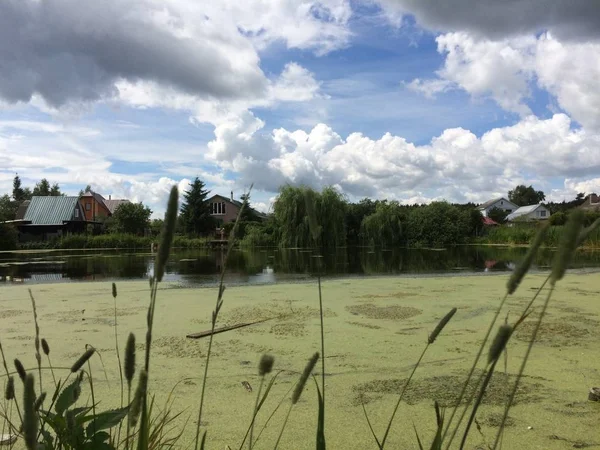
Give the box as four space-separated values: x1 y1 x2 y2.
1 0 599 217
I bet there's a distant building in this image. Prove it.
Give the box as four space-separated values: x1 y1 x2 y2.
14 196 88 241
477 197 518 217
578 193 600 212
79 192 130 221
207 191 267 224
506 204 550 222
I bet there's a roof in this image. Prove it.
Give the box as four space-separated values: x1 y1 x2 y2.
103 199 130 214
506 204 546 221
482 216 499 226
15 200 30 220
81 191 106 203
24 196 81 225
207 194 268 220
477 197 515 210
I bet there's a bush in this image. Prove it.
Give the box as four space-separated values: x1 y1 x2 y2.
549 211 567 226
407 202 475 247
0 223 18 250
240 224 277 247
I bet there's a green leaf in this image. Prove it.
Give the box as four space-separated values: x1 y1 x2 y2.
40 429 55 450
55 378 82 416
91 431 111 443
85 407 129 438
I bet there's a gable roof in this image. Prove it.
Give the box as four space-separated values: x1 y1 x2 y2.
103 199 130 214
15 200 30 220
24 196 82 225
477 197 516 210
506 204 547 221
207 194 268 220
81 191 106 203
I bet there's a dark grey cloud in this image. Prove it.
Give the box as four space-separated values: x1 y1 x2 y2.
0 0 267 107
379 0 600 40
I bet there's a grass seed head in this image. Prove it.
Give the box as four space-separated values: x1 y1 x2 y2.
155 185 178 282
129 369 148 426
5 376 14 400
507 222 549 295
71 347 95 373
488 325 512 365
258 354 275 376
125 332 136 384
41 338 50 356
551 209 585 285
292 352 319 404
112 282 117 298
428 307 457 344
23 373 37 450
14 359 26 382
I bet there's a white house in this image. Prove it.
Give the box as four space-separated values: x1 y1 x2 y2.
477 197 518 217
506 204 550 222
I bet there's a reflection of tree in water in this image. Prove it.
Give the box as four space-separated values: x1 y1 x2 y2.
4 246 600 283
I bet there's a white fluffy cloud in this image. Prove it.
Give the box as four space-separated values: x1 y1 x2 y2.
407 32 600 130
207 112 600 203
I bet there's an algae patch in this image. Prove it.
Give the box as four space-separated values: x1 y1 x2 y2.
352 371 545 407
346 303 421 320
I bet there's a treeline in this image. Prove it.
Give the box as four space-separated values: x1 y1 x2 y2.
241 185 483 249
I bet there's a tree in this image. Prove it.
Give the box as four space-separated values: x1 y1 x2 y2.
12 175 26 203
32 179 51 196
239 193 259 222
49 183 62 196
112 202 152 235
0 195 16 222
508 185 545 206
79 185 92 196
0 223 18 250
407 202 474 247
361 200 407 248
180 178 214 235
487 206 509 224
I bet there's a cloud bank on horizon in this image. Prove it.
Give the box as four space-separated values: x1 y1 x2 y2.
1 0 599 216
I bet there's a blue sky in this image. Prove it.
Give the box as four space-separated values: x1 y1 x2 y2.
1 0 599 216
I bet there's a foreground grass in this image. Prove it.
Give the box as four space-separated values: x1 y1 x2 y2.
1 273 598 449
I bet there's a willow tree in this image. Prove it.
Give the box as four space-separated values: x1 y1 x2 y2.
361 200 407 248
273 185 347 249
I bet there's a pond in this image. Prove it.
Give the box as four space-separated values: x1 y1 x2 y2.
1 245 600 286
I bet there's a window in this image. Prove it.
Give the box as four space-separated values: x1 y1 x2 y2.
506 209 512 213
540 210 546 217
212 202 227 215
74 208 79 218
86 203 91 211
501 201 504 205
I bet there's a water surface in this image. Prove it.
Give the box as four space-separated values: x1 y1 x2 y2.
2 245 600 286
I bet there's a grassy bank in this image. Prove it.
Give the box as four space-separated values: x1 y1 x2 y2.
479 224 600 247
16 233 210 250
1 274 598 449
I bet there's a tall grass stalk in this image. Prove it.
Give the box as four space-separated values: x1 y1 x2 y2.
243 354 275 450
274 353 319 449
28 290 43 394
364 307 456 449
40 339 56 388
112 283 125 445
0 341 21 423
194 185 253 450
139 185 178 450
443 223 549 447
491 210 584 449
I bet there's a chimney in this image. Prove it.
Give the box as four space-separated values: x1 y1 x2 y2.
231 191 233 202
109 194 111 200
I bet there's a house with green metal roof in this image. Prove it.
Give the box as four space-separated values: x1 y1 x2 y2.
15 196 87 240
